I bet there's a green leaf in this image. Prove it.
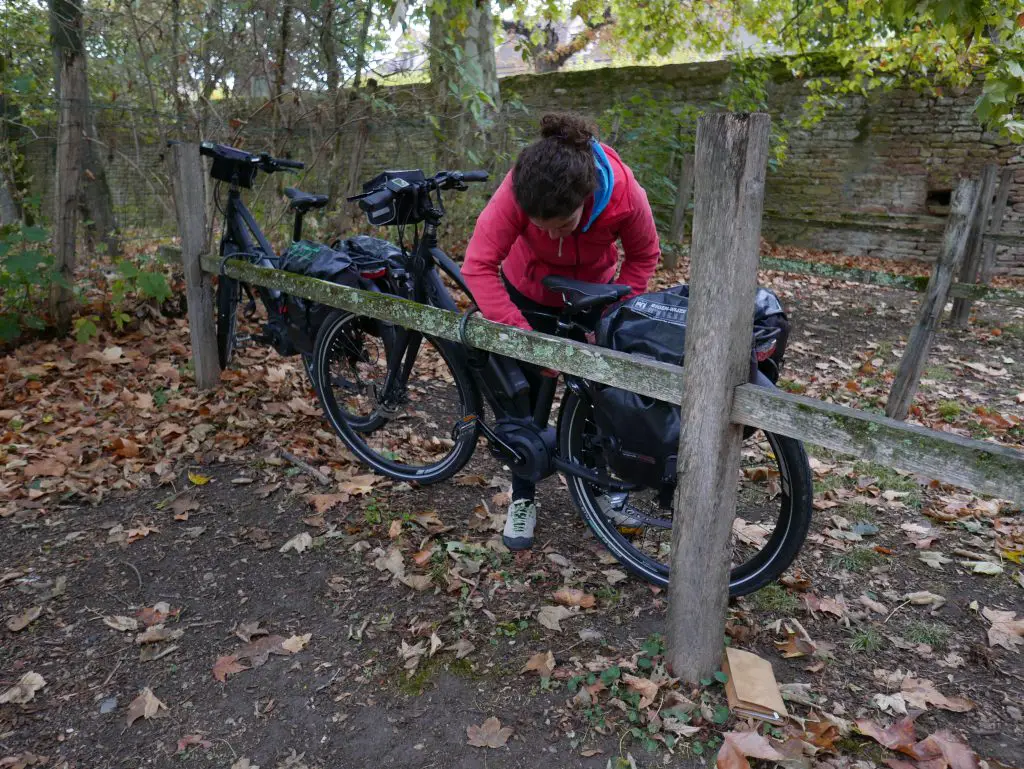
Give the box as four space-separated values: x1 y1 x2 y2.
136 271 172 302
600 665 621 684
636 657 653 670
0 315 21 342
116 260 140 279
22 225 49 243
700 677 713 687
4 249 45 275
74 316 99 344
712 705 730 724
714 671 729 684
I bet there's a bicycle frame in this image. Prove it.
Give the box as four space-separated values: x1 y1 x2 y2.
219 184 285 315
379 212 634 493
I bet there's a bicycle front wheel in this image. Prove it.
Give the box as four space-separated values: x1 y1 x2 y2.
311 310 481 484
558 389 813 596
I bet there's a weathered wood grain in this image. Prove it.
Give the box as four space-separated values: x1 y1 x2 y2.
733 386 1024 503
171 143 220 389
950 165 998 327
978 168 1014 287
667 113 771 683
885 179 978 421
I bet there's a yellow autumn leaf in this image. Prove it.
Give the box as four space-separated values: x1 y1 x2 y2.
188 471 211 486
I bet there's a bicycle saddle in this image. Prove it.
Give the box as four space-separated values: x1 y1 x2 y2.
284 187 329 213
542 276 631 314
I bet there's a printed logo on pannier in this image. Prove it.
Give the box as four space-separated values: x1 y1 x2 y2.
629 299 689 326
285 241 323 264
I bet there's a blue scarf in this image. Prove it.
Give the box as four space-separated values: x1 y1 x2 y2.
582 138 613 233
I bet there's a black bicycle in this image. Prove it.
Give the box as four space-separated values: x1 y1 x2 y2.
312 168 814 596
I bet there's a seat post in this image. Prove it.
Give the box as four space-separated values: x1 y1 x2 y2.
292 210 303 243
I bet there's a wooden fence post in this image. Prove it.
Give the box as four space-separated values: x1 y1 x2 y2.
949 165 998 327
170 142 221 390
666 113 770 683
977 167 1013 287
885 178 979 420
664 154 695 270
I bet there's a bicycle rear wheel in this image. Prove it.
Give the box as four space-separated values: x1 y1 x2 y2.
558 389 813 596
312 310 480 484
216 274 241 370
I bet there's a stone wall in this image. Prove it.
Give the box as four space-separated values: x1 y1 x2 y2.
21 59 1024 273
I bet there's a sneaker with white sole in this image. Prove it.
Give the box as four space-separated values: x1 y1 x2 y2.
502 499 537 551
596 492 643 529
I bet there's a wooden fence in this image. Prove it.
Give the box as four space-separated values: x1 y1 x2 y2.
169 119 1024 682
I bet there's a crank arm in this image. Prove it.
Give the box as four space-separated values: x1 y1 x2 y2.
456 415 525 465
552 458 636 492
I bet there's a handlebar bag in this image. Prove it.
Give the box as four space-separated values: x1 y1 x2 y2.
591 284 789 489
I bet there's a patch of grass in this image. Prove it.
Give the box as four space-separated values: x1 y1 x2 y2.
830 547 883 572
778 377 806 394
1000 323 1024 340
875 341 893 360
846 502 875 522
923 365 953 381
903 621 951 651
398 656 442 696
853 461 920 495
746 583 801 613
937 400 961 422
850 627 885 653
814 473 847 495
594 585 621 605
363 497 388 525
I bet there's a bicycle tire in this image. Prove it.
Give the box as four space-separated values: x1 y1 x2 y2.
216 274 240 370
312 310 481 484
557 389 813 596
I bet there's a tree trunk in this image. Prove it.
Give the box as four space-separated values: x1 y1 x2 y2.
0 170 19 227
79 107 122 257
428 0 500 167
50 0 87 332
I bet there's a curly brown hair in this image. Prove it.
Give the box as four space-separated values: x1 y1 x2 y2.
512 112 598 220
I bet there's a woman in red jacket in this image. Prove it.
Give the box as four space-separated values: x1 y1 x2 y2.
463 112 661 550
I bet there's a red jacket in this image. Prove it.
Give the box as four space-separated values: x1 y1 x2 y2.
462 144 660 330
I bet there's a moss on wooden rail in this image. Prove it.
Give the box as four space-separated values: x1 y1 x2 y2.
199 255 1024 503
733 386 1024 503
759 256 1024 308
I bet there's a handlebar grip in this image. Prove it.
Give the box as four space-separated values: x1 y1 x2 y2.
274 158 305 170
462 170 489 182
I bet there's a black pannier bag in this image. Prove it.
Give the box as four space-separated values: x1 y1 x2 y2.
592 285 789 492
278 239 363 354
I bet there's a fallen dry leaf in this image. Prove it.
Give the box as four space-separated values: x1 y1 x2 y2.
229 759 259 769
536 605 574 632
373 547 406 579
188 471 211 486
903 591 946 609
775 630 816 658
212 655 250 682
236 635 291 667
412 548 434 567
873 693 908 715
602 569 628 585
23 459 67 478
6 606 42 632
856 715 918 755
466 716 513 748
910 729 978 769
446 639 475 659
234 621 269 643
137 602 175 626
553 587 596 609
388 519 402 539
900 677 974 712
521 650 556 678
135 625 183 645
104 615 139 632
716 730 786 769
429 632 443 657
981 607 1024 651
307 493 347 514
125 687 168 726
281 633 311 653
400 574 432 591
622 673 660 709
280 532 313 554
0 672 46 704
176 734 214 753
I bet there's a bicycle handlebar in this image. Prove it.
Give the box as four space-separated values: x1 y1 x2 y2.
346 169 489 204
197 141 304 175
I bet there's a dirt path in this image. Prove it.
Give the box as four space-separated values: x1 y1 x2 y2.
2 265 1023 769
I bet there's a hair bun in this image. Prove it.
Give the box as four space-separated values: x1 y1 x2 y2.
540 112 595 150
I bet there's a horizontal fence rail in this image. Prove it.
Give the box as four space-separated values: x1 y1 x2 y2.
202 254 1024 503
759 256 1024 308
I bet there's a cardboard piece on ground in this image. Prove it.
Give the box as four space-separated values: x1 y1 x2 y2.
723 647 788 724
